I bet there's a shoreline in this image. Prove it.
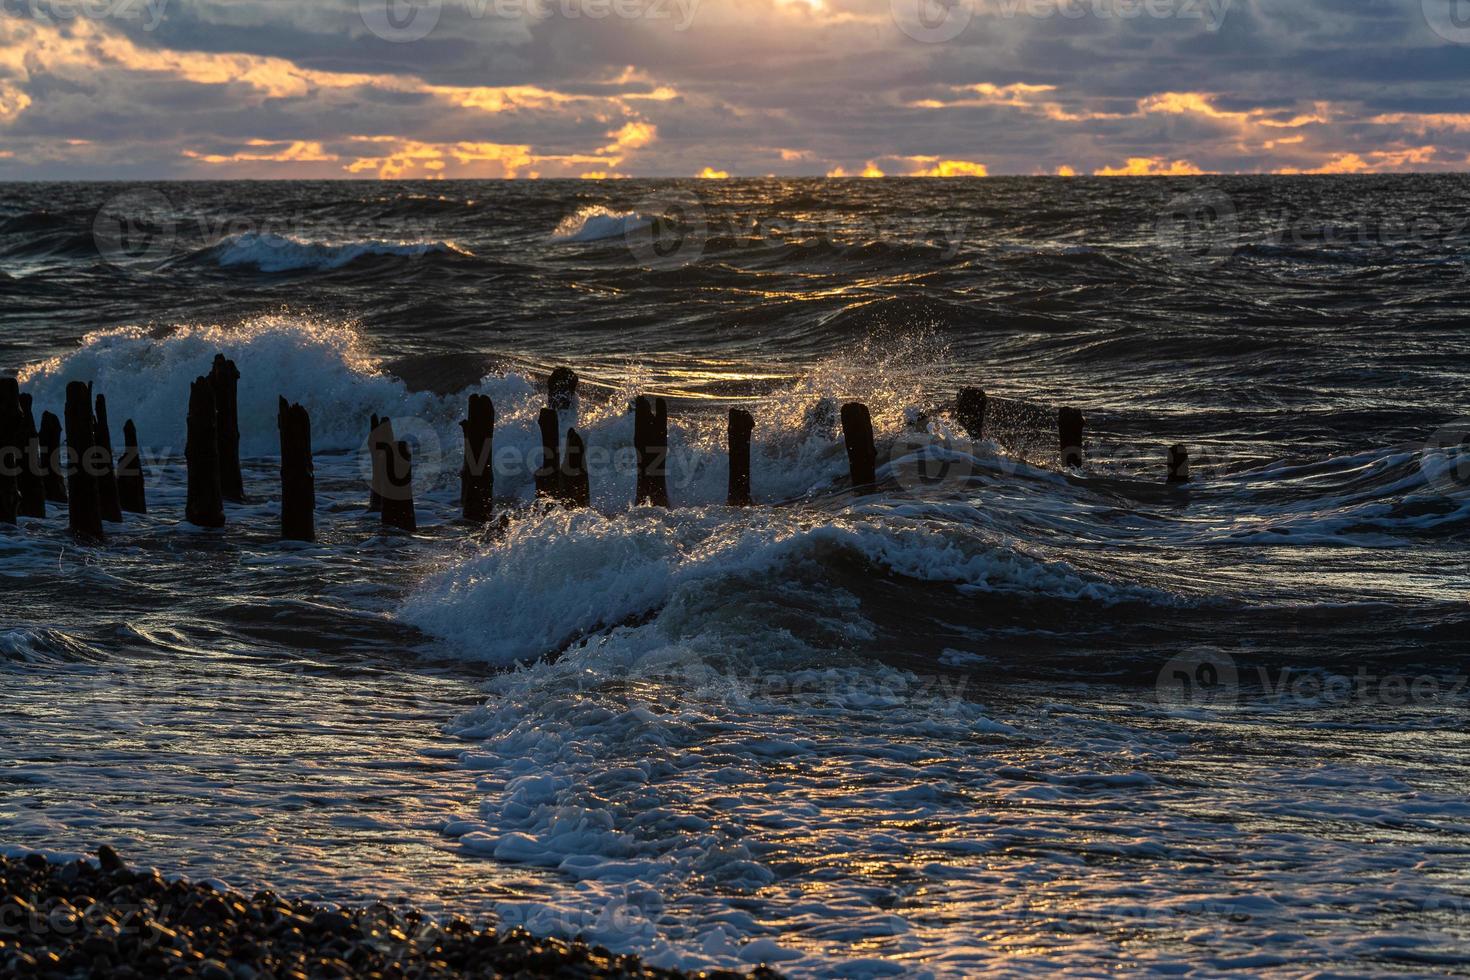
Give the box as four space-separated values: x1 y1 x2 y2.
1 849 783 979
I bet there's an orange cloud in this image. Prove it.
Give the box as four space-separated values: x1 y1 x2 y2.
600 121 657 157
1095 157 1208 176
908 158 987 177
183 140 337 165
697 167 730 178
1056 165 1076 177
1278 146 1440 174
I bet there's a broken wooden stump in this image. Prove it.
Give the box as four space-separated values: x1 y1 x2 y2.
535 407 562 501
634 396 669 507
210 354 244 503
93 394 123 524
1059 407 1085 468
548 367 579 414
727 408 753 506
185 377 226 529
460 394 495 524
117 420 147 515
379 439 416 532
38 410 67 504
367 415 396 513
840 401 877 490
16 393 45 519
1167 444 1190 484
278 398 315 542
955 387 987 441
63 381 104 542
562 428 590 508
0 378 20 525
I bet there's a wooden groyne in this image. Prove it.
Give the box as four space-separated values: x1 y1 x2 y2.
0 355 1193 543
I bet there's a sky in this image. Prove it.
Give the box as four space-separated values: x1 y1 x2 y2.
1 0 1469 178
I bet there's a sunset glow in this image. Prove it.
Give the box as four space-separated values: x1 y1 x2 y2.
2 2 1468 178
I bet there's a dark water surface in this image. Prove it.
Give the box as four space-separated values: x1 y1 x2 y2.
2 178 1468 977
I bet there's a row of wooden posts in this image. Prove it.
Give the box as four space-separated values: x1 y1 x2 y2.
0 358 1192 544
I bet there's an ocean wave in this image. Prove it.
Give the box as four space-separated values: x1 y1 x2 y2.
202 232 471 273
550 206 650 243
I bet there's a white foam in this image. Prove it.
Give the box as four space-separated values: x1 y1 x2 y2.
550 206 651 243
208 232 469 272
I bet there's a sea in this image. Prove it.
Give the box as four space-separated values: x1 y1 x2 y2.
2 176 1468 977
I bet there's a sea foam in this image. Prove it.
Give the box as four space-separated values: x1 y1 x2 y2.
550 206 651 243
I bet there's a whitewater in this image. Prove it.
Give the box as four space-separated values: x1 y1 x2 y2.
3 178 1469 977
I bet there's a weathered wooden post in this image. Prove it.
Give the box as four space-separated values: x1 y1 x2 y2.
63 381 103 542
278 398 315 542
840 402 877 489
562 428 590 508
460 394 495 524
727 408 753 506
1058 407 1084 468
367 415 395 512
93 394 124 524
117 420 146 514
210 355 244 503
955 387 987 440
380 440 416 532
39 410 67 504
634 396 669 507
16 393 45 519
1167 444 1190 483
0 379 20 524
535 407 561 501
548 367 579 413
185 377 226 528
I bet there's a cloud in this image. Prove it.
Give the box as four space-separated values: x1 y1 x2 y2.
1095 157 1208 176
2 1 1470 176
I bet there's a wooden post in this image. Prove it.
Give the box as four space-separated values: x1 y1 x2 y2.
535 407 561 501
278 398 315 542
840 402 877 489
39 410 67 504
117 420 147 514
63 381 103 542
0 378 19 525
460 394 495 524
185 377 226 528
210 355 244 503
562 428 590 508
367 415 395 513
16 393 45 519
548 367 579 413
1167 444 1190 483
1058 407 1084 468
380 440 416 532
93 394 124 524
955 387 987 440
634 396 669 507
727 408 753 506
